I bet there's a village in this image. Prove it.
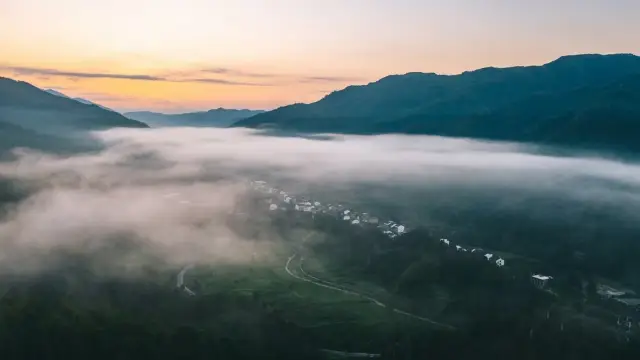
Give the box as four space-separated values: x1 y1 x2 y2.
247 179 640 338
248 180 408 238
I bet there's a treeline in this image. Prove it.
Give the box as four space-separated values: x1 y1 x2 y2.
0 273 321 360
0 263 639 359
295 216 640 359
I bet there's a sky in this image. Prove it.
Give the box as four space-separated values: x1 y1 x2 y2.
1 0 639 113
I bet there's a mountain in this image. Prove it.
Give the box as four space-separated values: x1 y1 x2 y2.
234 54 640 152
44 89 69 98
125 108 264 128
45 88 114 111
0 77 147 153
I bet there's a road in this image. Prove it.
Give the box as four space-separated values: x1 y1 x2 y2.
285 253 455 330
177 265 196 296
320 349 381 358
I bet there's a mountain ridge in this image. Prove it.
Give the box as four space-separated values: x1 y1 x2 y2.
0 76 148 153
125 108 264 128
44 88 115 112
233 53 640 153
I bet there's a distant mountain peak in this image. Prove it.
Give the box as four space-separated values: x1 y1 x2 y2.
549 53 640 66
125 108 264 128
43 88 114 112
45 89 70 98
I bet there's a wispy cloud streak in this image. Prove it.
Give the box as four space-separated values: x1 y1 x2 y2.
0 65 368 87
2 66 165 81
0 65 269 86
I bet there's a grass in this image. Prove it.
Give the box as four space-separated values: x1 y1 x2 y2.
192 259 400 327
179 227 459 352
181 236 439 350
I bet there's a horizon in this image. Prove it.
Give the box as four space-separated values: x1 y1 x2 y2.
1 0 639 113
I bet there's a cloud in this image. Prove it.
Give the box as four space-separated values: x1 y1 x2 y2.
1 64 367 88
201 67 278 79
1 65 166 81
0 65 270 86
194 67 366 84
298 76 365 83
186 78 274 86
2 128 640 277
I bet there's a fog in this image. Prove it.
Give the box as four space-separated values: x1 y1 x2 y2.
1 127 640 276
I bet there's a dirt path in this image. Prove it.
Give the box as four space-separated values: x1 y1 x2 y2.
285 252 455 330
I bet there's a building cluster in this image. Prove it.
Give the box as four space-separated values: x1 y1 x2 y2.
597 284 640 311
248 180 639 335
574 285 640 338
249 180 408 239
439 238 507 268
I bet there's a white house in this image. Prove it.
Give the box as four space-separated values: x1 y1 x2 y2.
496 258 505 267
344 210 351 215
343 216 351 221
596 285 627 298
352 219 360 225
269 204 278 211
484 253 494 261
456 245 462 251
532 274 553 289
397 225 405 234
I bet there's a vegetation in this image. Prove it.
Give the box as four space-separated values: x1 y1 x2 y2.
0 271 321 360
0 76 147 153
234 54 640 153
125 108 264 128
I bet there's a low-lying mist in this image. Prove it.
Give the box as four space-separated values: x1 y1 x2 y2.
1 127 640 277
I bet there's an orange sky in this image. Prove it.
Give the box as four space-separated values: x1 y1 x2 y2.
1 0 639 113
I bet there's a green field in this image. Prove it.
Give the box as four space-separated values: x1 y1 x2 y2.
183 234 441 352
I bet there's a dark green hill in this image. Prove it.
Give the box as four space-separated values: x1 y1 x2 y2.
0 77 148 153
234 54 640 152
377 74 640 153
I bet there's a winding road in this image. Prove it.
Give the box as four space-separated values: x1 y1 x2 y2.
177 265 196 296
285 253 455 330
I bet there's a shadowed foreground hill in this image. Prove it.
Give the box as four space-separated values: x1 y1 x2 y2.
125 108 264 128
234 54 640 153
0 77 148 153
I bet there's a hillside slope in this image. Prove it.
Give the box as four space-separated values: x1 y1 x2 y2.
234 54 640 152
125 108 264 128
376 74 640 153
0 77 147 152
45 89 115 111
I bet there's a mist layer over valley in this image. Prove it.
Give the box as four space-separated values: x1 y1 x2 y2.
2 127 640 278
2 125 640 358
